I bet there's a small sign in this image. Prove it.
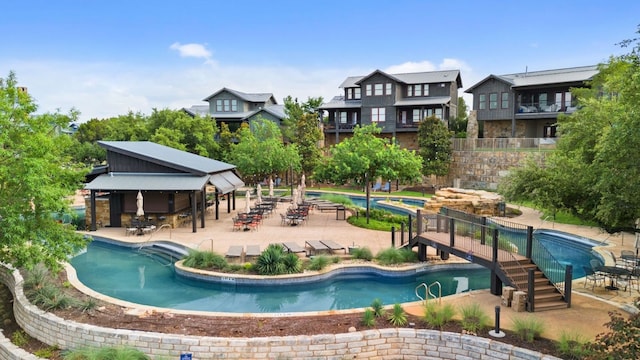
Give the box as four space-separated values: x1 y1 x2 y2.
180 353 192 360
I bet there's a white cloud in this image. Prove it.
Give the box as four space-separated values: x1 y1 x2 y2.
384 61 437 74
169 42 213 60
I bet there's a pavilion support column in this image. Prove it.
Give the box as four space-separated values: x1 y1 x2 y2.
191 191 197 233
90 190 97 231
200 190 206 228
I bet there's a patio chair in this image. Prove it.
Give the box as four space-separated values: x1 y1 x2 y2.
320 240 347 254
225 245 243 259
245 245 261 259
371 182 381 192
232 217 244 231
279 213 291 226
305 240 330 256
380 182 390 192
582 266 605 290
282 242 306 254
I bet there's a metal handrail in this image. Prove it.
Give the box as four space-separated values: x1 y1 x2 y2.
415 281 442 304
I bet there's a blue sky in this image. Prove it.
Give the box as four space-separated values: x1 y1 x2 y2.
2 0 638 122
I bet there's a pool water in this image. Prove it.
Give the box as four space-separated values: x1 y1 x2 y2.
71 240 489 313
533 229 604 279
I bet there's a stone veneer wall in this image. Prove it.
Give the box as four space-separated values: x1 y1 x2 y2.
450 150 547 190
0 266 561 360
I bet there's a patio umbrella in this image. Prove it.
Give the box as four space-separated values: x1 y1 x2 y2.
256 184 262 204
297 184 304 205
268 178 274 197
136 191 144 219
291 188 298 209
245 190 251 214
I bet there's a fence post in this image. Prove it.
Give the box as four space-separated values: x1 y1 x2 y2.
416 209 422 234
527 269 535 312
400 223 405 246
449 218 455 247
564 265 573 308
526 226 533 259
481 216 487 245
492 228 499 263
408 214 413 240
391 226 396 248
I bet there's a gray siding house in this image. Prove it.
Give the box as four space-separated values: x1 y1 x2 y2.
183 88 286 132
464 65 599 138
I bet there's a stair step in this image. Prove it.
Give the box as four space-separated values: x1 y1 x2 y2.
534 301 568 311
535 292 564 303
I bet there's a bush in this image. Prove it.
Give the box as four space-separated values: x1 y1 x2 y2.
307 255 330 271
282 253 302 274
388 303 408 326
255 244 286 275
63 346 151 360
182 250 227 270
361 308 376 327
557 331 592 359
370 298 385 317
375 247 418 265
422 301 456 329
351 247 373 261
512 315 545 342
11 330 29 347
459 303 490 334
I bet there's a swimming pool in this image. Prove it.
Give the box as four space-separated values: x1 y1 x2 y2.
533 229 604 279
306 191 423 216
70 239 490 313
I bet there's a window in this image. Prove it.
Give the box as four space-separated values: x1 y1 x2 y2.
426 109 433 117
434 108 443 119
479 94 486 110
564 91 572 108
216 100 223 112
489 93 498 109
424 84 429 96
231 100 237 111
386 83 392 95
414 85 422 97
401 111 407 124
407 87 413 97
539 93 547 107
223 99 231 111
501 92 509 109
365 84 372 96
339 112 347 124
374 84 383 96
371 107 385 123
412 109 421 122
354 88 361 99
352 112 358 125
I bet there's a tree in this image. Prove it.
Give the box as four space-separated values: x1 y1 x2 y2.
498 28 640 232
417 115 454 178
227 119 301 184
314 124 422 222
0 71 90 270
449 97 469 138
294 112 323 177
148 109 220 158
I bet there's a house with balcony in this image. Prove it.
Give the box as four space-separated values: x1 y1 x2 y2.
183 88 286 132
319 69 462 149
464 65 599 139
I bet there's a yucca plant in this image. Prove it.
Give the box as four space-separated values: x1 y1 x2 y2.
370 298 385 317
282 253 302 274
361 308 376 327
255 244 286 275
388 303 408 326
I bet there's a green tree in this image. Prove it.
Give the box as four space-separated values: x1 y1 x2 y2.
314 124 422 222
281 96 323 143
217 122 235 163
449 97 469 138
0 72 90 270
228 119 301 184
417 115 454 178
148 109 220 158
499 28 640 232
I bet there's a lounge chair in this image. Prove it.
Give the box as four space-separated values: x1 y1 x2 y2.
371 182 381 192
282 242 306 254
380 182 390 192
305 240 330 256
245 245 261 258
320 240 346 254
225 245 243 259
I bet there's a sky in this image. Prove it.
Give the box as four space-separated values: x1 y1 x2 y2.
2 0 638 122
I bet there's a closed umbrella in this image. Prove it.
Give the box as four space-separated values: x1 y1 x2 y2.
291 189 298 209
245 190 251 214
268 178 274 198
136 191 144 219
297 184 304 205
256 184 262 205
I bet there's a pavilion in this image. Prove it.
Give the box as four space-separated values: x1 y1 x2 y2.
84 141 244 232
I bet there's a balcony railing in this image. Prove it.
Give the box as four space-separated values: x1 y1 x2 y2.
451 138 556 151
517 102 578 114
323 122 360 131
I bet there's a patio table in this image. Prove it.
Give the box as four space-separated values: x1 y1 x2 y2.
597 265 631 290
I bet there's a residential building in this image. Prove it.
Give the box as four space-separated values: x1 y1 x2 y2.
464 65 599 138
319 69 462 150
183 88 286 132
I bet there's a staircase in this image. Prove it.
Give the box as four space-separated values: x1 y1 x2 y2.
500 259 568 312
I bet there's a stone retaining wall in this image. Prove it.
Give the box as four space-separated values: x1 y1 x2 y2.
0 266 561 360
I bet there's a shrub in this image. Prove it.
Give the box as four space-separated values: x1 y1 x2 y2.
255 244 286 275
388 303 408 326
588 299 640 359
459 303 490 334
182 250 227 270
370 298 385 317
375 247 417 265
282 253 302 274
351 247 373 261
361 308 376 327
422 301 456 329
512 315 545 342
63 346 151 360
307 255 330 271
557 331 592 359
11 330 29 347
34 346 60 359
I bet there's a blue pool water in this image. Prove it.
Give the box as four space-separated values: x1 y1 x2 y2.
71 239 489 313
533 229 604 279
306 192 423 216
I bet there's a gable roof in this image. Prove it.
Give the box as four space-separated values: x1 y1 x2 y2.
202 87 277 104
341 69 462 88
465 65 599 93
98 141 235 176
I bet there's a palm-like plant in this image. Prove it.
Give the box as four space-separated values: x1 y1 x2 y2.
388 303 408 326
